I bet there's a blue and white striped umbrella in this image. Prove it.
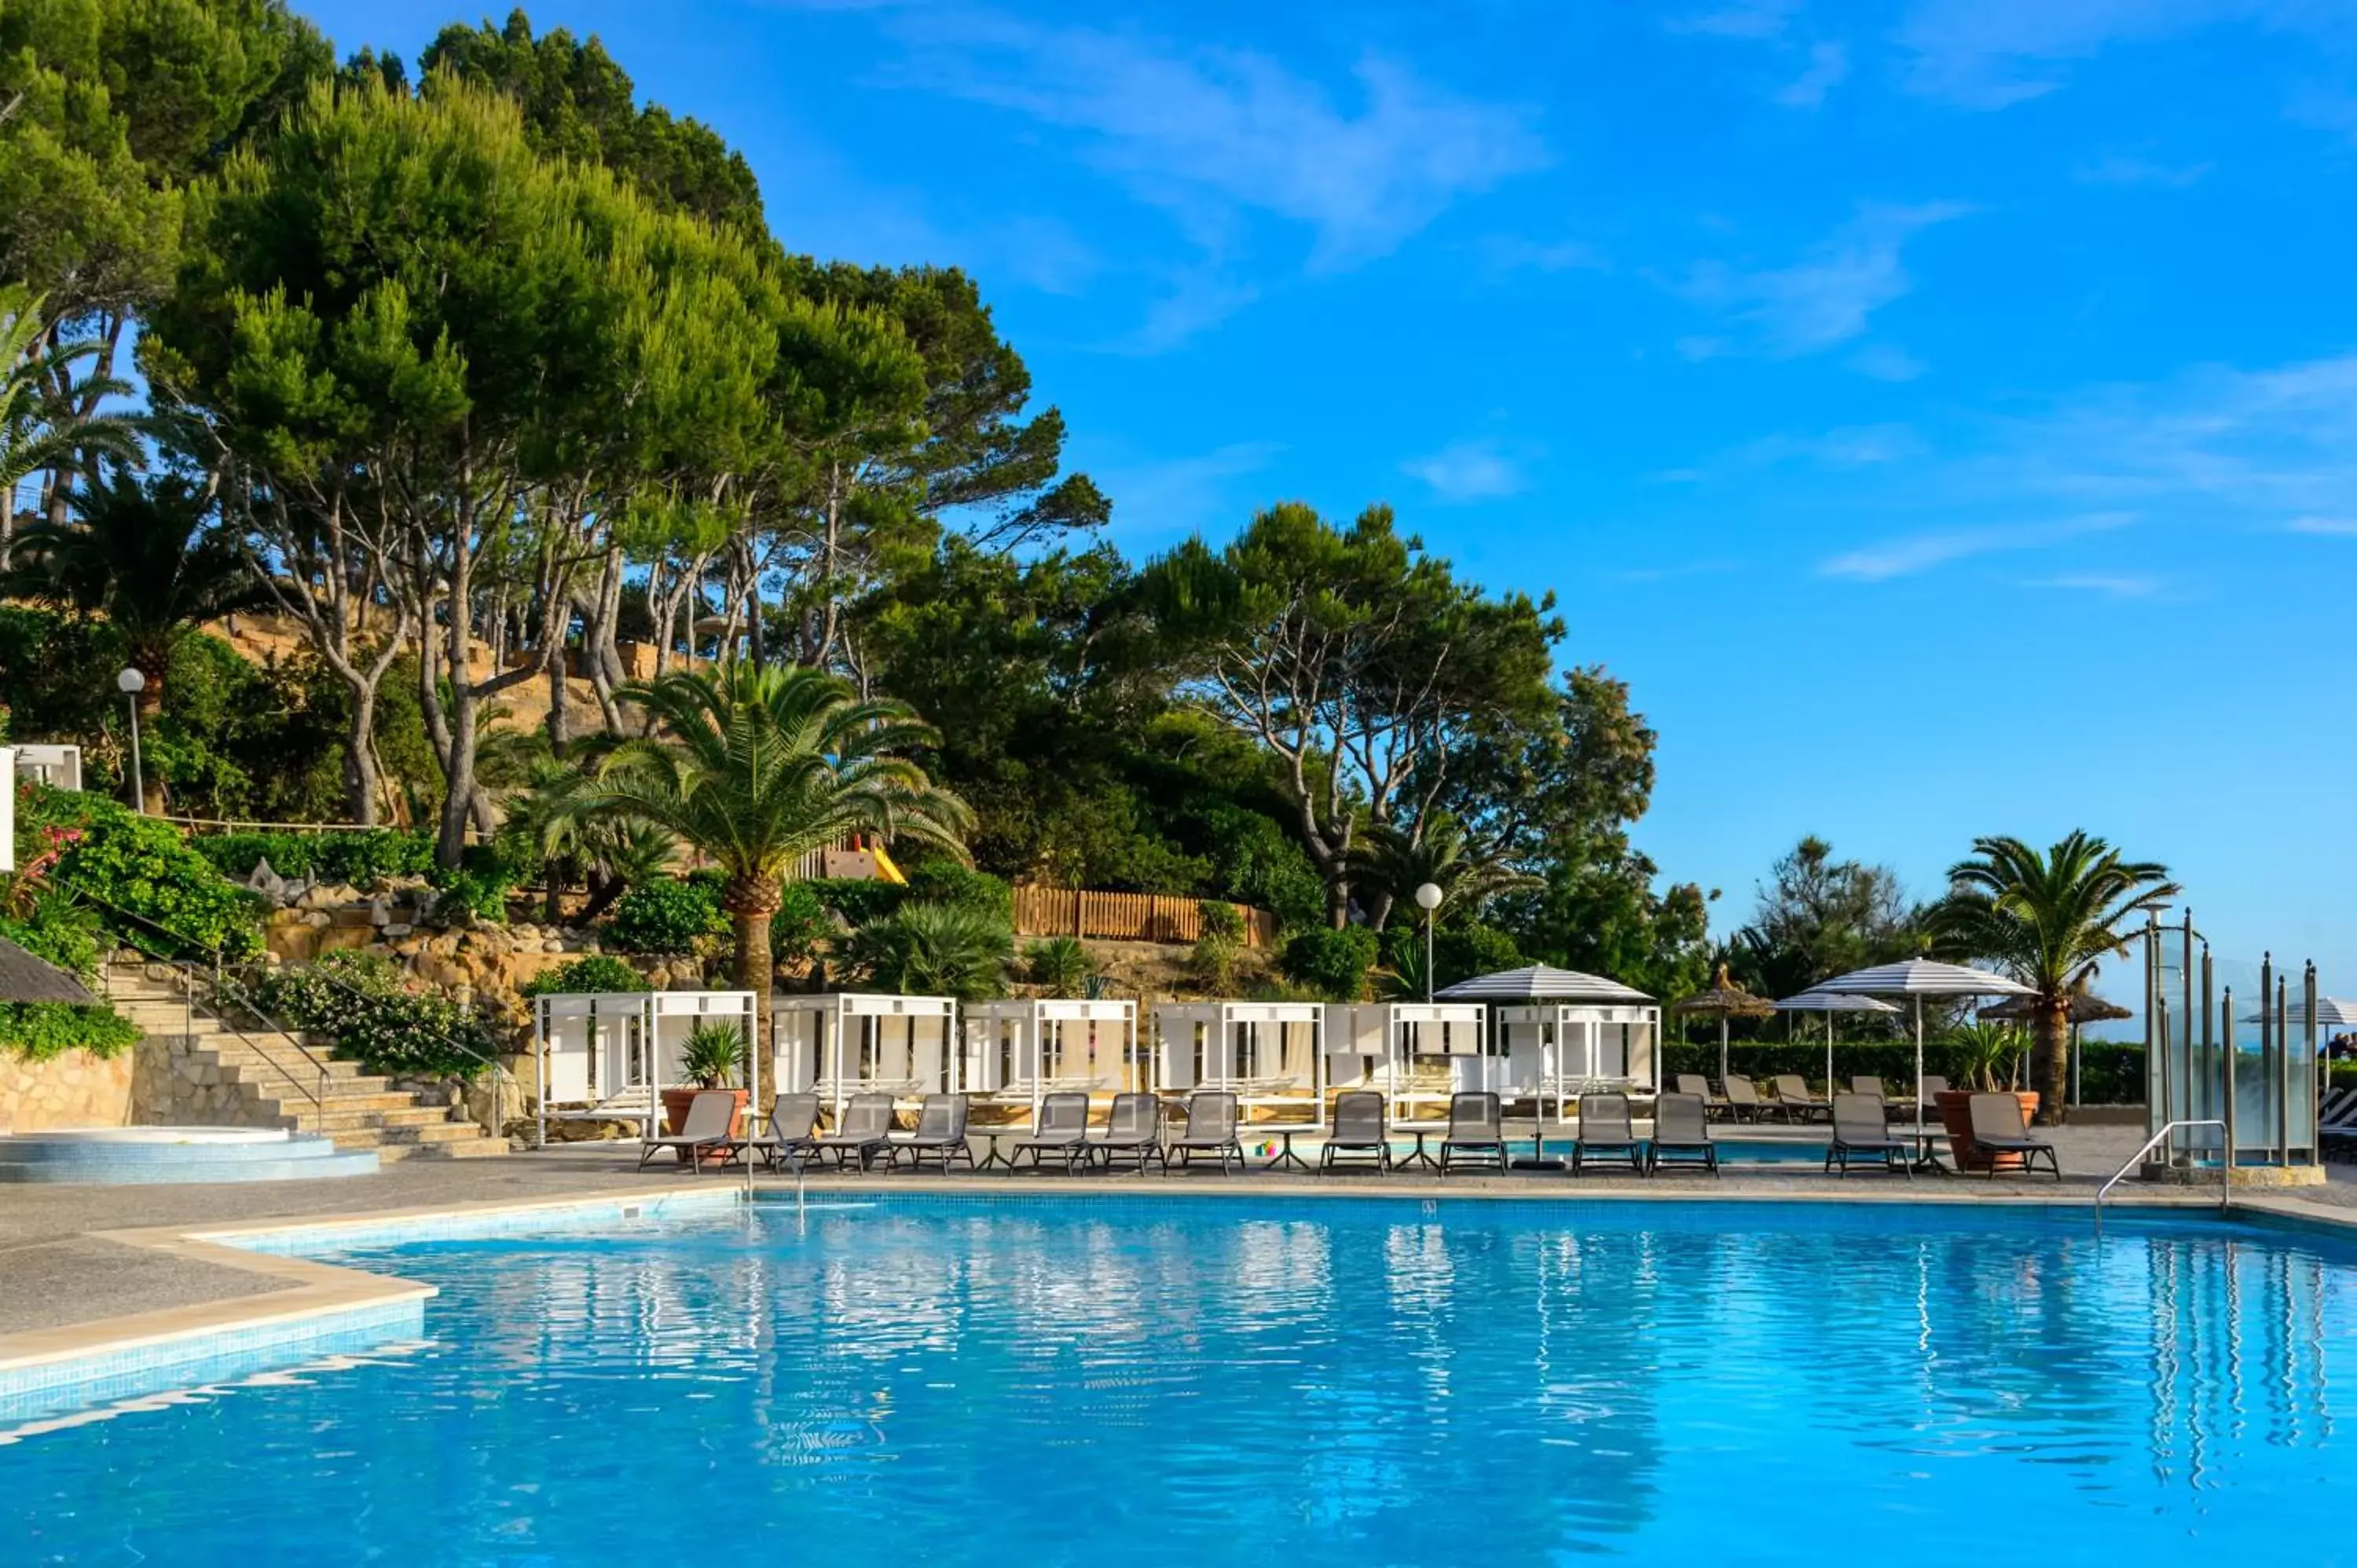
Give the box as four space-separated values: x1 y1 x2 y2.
1811 961 2033 1149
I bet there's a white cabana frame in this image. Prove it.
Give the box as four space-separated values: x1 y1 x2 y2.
533 989 760 1148
1488 1003 1660 1121
772 991 958 1119
1322 1002 1486 1117
1153 1000 1327 1113
960 998 1142 1114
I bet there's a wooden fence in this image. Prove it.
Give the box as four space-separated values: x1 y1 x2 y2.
1012 887 1278 950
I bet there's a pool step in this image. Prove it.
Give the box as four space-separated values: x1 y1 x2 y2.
0 1131 378 1183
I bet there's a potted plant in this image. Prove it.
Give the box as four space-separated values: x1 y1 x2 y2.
1934 1020 2040 1171
660 1022 750 1160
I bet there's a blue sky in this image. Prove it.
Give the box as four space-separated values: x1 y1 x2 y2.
310 0 2357 991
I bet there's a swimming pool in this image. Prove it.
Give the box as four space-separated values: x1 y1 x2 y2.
6 1196 2353 1564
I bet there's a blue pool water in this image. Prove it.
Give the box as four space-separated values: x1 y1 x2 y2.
7 1196 2356 1565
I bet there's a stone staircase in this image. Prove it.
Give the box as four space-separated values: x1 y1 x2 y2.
104 968 508 1163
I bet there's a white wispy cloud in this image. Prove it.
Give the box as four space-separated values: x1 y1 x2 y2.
1774 42 1852 108
1093 440 1285 542
1731 423 1926 468
1111 272 1263 354
1667 0 1805 41
882 13 1547 273
2020 572 2165 598
2288 515 2357 536
1848 342 1929 381
1475 235 1608 274
1892 0 2333 109
1402 438 1534 504
1820 512 2135 581
2074 150 2216 188
1681 202 1971 360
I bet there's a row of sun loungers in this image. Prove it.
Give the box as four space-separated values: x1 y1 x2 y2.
642 1086 2059 1180
1670 1073 1956 1124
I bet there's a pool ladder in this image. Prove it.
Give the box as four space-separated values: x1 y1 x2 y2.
2093 1119 2228 1236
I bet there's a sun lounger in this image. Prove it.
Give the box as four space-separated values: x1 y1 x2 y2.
636 1088 741 1171
1825 1092 1910 1177
811 1091 898 1170
736 1091 819 1172
1440 1091 1508 1174
892 1094 974 1173
1849 1075 1886 1099
1320 1090 1391 1173
1646 1091 1718 1174
1770 1074 1830 1123
1674 1072 1729 1120
1967 1092 2060 1179
1091 1091 1164 1173
1012 1090 1094 1174
1571 1092 1644 1174
1723 1075 1769 1124
1168 1091 1244 1174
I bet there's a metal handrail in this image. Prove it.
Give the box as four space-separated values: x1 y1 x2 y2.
2094 1118 2229 1234
264 956 524 1139
156 959 332 1114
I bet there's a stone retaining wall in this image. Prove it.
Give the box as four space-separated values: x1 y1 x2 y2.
0 1050 134 1132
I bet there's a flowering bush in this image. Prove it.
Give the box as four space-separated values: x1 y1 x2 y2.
247 951 497 1079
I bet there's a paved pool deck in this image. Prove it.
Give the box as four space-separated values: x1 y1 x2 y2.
5 1126 2350 1348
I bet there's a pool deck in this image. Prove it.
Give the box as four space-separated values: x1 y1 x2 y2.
6 1127 2355 1401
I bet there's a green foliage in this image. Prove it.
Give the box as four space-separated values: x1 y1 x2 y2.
23 787 262 961
1189 930 1241 994
769 882 832 968
844 900 1011 1000
1200 804 1326 933
1944 1020 2031 1091
195 829 436 888
604 876 728 954
0 1001 142 1061
900 860 1013 920
679 1020 746 1088
519 954 647 998
1197 899 1244 943
0 884 104 979
427 848 518 926
1024 936 1094 998
805 877 904 927
1280 925 1380 1003
247 951 497 1079
1728 837 1923 1000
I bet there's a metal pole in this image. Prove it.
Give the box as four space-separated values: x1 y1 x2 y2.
1424 913 1435 1006
2306 960 2320 1163
2222 987 2238 1174
124 691 145 814
2200 945 2214 1160
2277 969 2290 1165
2181 910 2194 1134
2261 953 2276 1164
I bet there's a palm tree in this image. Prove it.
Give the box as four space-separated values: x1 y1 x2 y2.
1350 810 1537 930
3 467 269 811
1928 832 2179 1126
849 902 1013 1000
564 663 971 1021
0 291 137 566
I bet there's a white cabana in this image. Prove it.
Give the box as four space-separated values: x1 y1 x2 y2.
959 998 1142 1111
1435 966 1659 1123
1153 1000 1327 1113
772 992 958 1119
533 989 760 1147
1323 1002 1486 1116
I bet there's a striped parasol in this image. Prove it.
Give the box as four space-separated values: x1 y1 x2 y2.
1775 989 1901 1093
1812 959 2032 1152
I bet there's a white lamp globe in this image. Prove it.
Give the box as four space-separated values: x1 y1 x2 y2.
1414 882 1443 913
115 667 145 694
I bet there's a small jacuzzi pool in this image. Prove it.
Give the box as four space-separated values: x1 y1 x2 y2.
0 1124 376 1183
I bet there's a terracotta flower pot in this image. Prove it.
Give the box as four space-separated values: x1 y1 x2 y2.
1935 1089 2040 1172
659 1086 748 1165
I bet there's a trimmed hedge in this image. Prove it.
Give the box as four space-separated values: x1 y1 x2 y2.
1660 1040 2147 1105
520 955 647 998
0 1001 143 1061
194 829 435 889
1280 925 1379 1002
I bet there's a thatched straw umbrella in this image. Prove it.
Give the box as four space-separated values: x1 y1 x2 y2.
1983 984 2132 1105
1673 964 1775 1083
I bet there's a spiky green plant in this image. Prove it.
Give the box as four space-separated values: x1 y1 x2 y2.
846 901 1010 1001
1024 936 1094 998
1928 832 2178 1125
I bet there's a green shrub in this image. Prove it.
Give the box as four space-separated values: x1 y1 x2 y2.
519 955 647 998
0 1001 143 1061
1433 921 1526 989
1203 806 1327 933
1280 925 1379 1002
606 876 728 954
844 900 1012 999
0 891 104 980
1189 931 1240 994
196 830 435 889
806 876 907 927
247 951 497 1079
900 861 1012 921
770 881 832 967
680 1021 746 1087
23 787 263 962
1024 936 1094 997
1197 899 1244 942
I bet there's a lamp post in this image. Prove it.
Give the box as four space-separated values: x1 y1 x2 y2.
1414 882 1443 1003
116 667 147 814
